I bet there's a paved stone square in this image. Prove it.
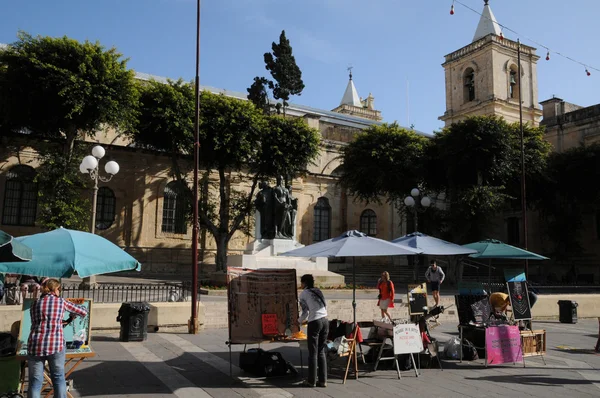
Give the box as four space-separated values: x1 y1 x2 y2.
38 319 600 398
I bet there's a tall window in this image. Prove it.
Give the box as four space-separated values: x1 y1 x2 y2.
360 209 377 236
463 68 475 102
162 181 188 234
96 187 116 230
506 217 520 246
2 165 37 226
509 67 519 99
313 197 331 242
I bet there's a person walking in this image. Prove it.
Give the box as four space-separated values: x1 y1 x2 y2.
27 279 88 398
425 260 445 307
298 274 328 388
377 271 395 322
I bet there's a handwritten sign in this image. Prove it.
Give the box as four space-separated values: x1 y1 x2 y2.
262 314 278 336
393 324 423 355
485 325 522 365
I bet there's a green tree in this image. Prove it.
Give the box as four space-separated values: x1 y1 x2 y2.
0 32 138 157
339 123 430 204
427 116 551 243
247 30 304 115
0 33 138 230
35 143 91 231
132 81 320 271
532 143 600 260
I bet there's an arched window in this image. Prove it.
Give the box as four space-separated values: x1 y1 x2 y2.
96 187 116 230
509 66 519 99
2 165 37 226
360 209 377 236
313 197 331 242
162 181 188 234
463 68 475 103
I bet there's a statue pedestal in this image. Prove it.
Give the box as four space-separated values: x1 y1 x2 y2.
227 239 329 271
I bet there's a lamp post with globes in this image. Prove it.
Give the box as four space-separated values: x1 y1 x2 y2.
79 145 120 286
403 188 431 234
404 188 431 283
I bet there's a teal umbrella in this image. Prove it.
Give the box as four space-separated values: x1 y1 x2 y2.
0 227 141 278
463 239 548 283
0 230 32 262
463 239 549 260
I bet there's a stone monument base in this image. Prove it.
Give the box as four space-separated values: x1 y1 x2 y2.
226 239 345 287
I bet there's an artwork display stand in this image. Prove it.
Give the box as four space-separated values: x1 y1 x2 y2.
17 298 95 398
372 322 421 379
226 268 304 378
342 326 359 384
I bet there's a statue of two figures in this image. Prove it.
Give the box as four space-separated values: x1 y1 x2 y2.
254 176 298 240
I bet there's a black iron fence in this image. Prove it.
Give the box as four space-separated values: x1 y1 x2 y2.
0 281 192 305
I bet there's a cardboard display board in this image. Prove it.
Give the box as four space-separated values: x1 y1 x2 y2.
407 283 428 315
507 281 531 320
455 295 488 325
227 267 300 344
18 298 93 356
485 325 523 365
392 324 423 355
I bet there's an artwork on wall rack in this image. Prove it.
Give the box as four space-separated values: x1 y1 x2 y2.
507 281 532 320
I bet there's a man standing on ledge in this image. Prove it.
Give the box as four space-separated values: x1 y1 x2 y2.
425 260 445 307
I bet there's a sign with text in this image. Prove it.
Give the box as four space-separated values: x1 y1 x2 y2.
261 314 278 336
485 325 523 365
393 324 423 355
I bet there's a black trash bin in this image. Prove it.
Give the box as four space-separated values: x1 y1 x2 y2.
117 302 150 342
558 300 578 324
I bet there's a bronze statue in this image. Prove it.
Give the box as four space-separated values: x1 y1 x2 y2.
254 176 296 240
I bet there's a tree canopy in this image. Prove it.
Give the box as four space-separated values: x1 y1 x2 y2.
339 123 430 204
247 30 304 115
0 32 138 154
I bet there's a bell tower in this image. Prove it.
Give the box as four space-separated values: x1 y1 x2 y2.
439 0 542 126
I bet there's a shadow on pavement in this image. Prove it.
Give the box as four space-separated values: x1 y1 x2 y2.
465 374 596 386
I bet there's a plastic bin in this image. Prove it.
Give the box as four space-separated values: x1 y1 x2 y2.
558 300 578 324
117 302 150 342
0 356 21 395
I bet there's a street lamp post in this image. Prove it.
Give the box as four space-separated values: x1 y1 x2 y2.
403 188 431 234
79 145 120 287
404 188 431 282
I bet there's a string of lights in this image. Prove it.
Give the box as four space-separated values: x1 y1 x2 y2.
450 0 597 75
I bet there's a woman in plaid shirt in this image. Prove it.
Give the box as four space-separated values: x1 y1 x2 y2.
27 279 87 398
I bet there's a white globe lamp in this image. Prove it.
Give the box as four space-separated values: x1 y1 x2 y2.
421 196 432 208
81 155 98 171
105 161 120 175
411 188 420 197
79 162 88 174
91 145 105 159
404 196 415 207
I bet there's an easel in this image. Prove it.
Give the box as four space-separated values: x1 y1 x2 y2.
18 349 96 398
341 326 359 384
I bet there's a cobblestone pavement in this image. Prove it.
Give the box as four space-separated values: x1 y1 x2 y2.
31 319 598 398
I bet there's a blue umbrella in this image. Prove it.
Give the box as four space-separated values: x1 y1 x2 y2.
0 227 141 278
281 230 421 324
392 232 478 256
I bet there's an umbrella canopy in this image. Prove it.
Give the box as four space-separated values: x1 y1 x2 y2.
281 230 421 326
280 230 422 258
0 230 32 262
0 227 141 278
463 239 549 260
392 232 478 256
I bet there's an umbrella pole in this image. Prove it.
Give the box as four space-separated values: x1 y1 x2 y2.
353 257 356 326
488 259 491 287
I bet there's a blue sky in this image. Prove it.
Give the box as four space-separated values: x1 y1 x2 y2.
2 0 599 134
